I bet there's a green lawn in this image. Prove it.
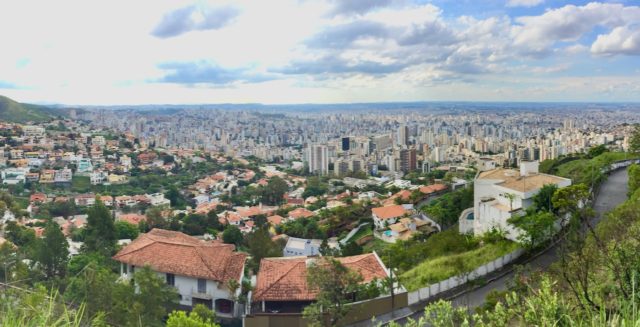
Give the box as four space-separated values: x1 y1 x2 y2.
399 240 519 291
71 175 91 192
350 224 373 242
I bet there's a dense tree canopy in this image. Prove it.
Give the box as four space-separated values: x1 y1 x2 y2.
83 198 117 256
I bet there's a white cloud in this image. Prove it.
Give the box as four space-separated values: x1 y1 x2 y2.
511 2 640 56
591 25 640 56
506 0 544 8
0 0 639 104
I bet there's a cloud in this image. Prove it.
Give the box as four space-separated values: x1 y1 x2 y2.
275 56 406 75
151 5 239 38
511 3 640 56
506 0 544 8
326 0 393 17
591 25 640 56
157 61 272 85
397 20 457 46
305 21 390 48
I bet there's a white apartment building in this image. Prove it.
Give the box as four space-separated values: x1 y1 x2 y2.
460 161 571 241
306 144 329 175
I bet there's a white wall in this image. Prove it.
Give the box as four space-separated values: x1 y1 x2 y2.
120 263 241 317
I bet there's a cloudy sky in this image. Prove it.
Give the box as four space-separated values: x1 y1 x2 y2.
0 0 639 105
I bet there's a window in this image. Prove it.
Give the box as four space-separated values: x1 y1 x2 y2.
166 273 175 286
129 265 135 274
197 279 206 293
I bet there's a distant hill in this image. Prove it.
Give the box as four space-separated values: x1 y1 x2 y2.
0 95 58 123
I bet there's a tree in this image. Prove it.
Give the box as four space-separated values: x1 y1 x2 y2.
303 176 328 198
65 262 128 323
532 184 558 213
36 220 69 279
4 221 36 248
630 123 640 153
206 210 222 231
552 184 591 224
165 185 183 208
182 214 206 235
246 227 282 272
166 310 219 327
83 198 117 256
132 266 180 326
261 176 288 205
628 164 640 196
503 193 517 211
303 257 363 327
587 144 607 158
115 221 139 240
508 211 556 249
340 241 363 256
162 154 175 165
222 225 243 246
145 206 168 230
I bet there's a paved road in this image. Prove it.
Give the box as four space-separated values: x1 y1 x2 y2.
405 168 630 319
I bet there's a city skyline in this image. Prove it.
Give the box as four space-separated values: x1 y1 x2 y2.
1 0 640 105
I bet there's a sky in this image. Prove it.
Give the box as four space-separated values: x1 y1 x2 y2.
0 0 639 105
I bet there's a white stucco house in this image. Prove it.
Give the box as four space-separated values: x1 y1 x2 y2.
282 237 339 257
113 229 247 318
459 161 571 241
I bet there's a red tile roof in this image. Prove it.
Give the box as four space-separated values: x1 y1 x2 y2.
419 183 448 194
118 214 147 225
372 205 407 220
252 253 388 302
30 193 47 203
267 215 284 226
113 229 246 282
288 207 315 220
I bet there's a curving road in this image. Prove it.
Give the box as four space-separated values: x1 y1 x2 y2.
403 168 630 319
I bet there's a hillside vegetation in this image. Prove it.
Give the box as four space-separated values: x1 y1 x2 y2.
0 95 56 123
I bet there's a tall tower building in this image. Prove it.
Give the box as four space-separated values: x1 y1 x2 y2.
397 125 409 146
307 144 329 175
400 149 417 173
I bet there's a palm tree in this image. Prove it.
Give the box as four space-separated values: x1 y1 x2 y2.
503 193 517 211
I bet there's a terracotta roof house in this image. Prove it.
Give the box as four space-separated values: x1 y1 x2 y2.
251 253 390 314
29 193 47 204
118 213 147 226
371 205 410 229
113 229 247 318
287 207 315 221
267 215 284 226
419 183 448 195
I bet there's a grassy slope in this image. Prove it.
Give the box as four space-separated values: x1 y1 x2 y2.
555 152 638 185
0 95 54 123
400 240 519 291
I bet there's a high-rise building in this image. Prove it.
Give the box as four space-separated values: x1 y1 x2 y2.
307 144 329 175
335 158 349 176
400 148 417 173
350 158 363 174
397 124 409 146
341 137 350 151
